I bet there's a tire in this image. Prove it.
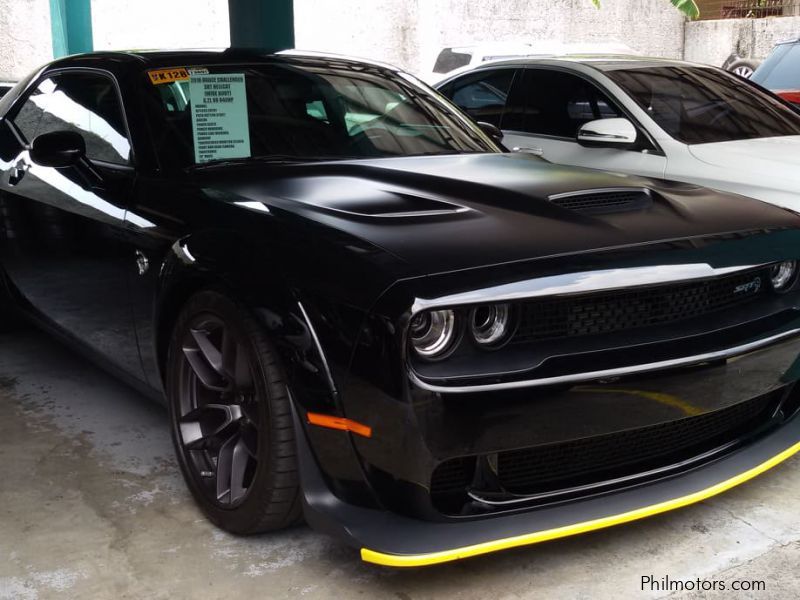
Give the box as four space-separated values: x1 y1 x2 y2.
727 59 759 79
166 289 301 534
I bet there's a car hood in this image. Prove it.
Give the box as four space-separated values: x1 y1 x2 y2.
200 153 800 276
688 136 800 183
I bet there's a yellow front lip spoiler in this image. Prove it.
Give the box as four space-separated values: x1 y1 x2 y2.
361 439 800 567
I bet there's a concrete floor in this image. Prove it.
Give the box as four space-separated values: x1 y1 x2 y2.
1 326 799 600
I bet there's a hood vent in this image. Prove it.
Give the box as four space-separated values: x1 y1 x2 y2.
548 188 652 215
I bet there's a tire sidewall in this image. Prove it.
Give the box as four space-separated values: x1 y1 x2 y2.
166 289 295 534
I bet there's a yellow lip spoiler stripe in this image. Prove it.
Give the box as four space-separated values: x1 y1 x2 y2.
361 439 800 567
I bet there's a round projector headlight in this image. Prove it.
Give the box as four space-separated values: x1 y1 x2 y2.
770 260 797 292
409 310 456 358
469 303 512 347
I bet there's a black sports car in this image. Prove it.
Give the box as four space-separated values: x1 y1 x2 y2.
2 50 800 567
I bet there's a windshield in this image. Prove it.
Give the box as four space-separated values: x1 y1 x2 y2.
606 65 800 144
142 59 496 169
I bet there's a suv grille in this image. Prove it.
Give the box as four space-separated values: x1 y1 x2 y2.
514 267 768 343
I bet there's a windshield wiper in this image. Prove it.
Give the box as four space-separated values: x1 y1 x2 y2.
186 155 329 171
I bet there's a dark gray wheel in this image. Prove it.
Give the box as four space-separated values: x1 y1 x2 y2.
167 290 301 534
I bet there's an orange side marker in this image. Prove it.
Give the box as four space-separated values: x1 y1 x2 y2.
307 412 373 438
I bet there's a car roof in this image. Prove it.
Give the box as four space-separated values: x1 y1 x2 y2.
452 54 710 72
41 48 404 77
432 54 718 86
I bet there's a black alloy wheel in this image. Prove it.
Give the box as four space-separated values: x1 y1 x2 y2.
167 290 301 534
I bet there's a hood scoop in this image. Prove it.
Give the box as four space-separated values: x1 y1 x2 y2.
548 188 652 215
280 176 470 219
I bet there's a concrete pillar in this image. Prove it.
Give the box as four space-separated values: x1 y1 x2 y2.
228 0 294 50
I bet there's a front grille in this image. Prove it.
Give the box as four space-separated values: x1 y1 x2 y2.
430 387 783 511
514 268 768 343
549 190 651 214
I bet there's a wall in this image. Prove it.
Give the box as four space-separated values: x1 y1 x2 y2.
684 16 800 66
0 0 51 80
1 0 684 81
0 0 691 82
91 0 229 52
0 0 230 81
295 0 418 71
295 0 686 76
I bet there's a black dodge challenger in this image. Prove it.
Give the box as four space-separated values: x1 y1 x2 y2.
1 50 800 567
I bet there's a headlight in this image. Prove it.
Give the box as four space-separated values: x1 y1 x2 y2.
770 260 797 292
469 303 513 348
409 310 457 358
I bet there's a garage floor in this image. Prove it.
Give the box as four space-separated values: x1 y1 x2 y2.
1 325 799 600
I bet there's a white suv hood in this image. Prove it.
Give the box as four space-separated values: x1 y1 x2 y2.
689 136 800 180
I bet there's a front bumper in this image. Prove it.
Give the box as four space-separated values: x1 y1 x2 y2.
295 319 800 566
297 406 800 567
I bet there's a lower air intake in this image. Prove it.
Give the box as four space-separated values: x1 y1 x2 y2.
430 386 784 514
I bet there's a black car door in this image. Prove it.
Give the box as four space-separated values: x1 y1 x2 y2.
0 70 146 381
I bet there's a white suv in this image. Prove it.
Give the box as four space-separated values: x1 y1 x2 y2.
437 56 800 212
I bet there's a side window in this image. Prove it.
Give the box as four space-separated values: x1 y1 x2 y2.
11 78 57 143
37 73 131 165
504 69 622 138
447 69 516 127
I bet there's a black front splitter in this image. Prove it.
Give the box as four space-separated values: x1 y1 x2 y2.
295 410 800 567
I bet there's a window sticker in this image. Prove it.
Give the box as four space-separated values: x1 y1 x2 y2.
189 73 251 163
148 68 190 85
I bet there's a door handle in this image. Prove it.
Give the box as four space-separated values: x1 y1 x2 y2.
7 160 29 186
512 146 544 157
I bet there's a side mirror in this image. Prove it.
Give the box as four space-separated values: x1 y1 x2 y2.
477 121 504 144
577 118 637 148
29 130 86 168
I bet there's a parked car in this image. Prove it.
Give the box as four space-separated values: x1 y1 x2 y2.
722 53 760 79
423 41 635 83
3 50 800 567
437 56 800 212
752 38 800 106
